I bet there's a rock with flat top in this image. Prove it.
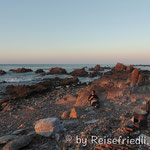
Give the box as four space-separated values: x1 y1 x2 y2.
34 118 65 137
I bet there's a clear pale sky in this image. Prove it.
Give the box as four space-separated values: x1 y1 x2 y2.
0 0 150 64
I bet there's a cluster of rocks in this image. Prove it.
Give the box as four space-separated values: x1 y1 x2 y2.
70 68 88 77
89 64 111 71
112 62 134 72
4 77 79 100
128 68 149 87
75 63 150 105
0 65 109 78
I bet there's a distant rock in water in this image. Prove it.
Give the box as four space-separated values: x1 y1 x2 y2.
35 69 45 74
10 68 33 73
70 68 88 77
89 64 111 72
112 63 134 72
0 70 6 75
47 67 67 75
89 64 104 71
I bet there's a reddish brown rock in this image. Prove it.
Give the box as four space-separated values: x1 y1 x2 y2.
100 80 115 89
103 66 111 70
35 69 45 74
75 84 105 107
89 64 104 71
47 67 67 75
10 68 33 73
61 111 70 119
128 68 149 87
88 72 101 78
0 70 6 75
126 65 134 72
106 88 130 101
69 108 78 119
70 68 88 77
130 68 140 87
75 89 90 107
6 77 79 99
61 77 79 85
6 85 34 99
112 63 127 72
87 84 105 93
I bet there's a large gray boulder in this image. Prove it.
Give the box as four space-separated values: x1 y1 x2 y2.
34 118 65 137
0 135 18 144
2 134 33 150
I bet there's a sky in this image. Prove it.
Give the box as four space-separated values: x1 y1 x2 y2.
0 0 150 64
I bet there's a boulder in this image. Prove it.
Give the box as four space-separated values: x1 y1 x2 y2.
0 70 6 75
10 68 33 73
87 84 105 93
89 64 104 71
34 118 65 137
128 68 148 87
2 134 33 150
75 89 90 107
35 69 45 74
75 84 105 107
47 67 67 75
70 68 88 77
0 135 18 144
61 77 79 85
88 72 101 78
112 63 127 72
6 85 34 99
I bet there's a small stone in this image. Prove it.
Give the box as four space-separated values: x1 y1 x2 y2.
83 119 99 124
131 98 136 102
69 108 78 119
55 133 61 142
61 111 70 119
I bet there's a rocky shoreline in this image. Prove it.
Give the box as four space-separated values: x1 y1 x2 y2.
0 63 150 150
